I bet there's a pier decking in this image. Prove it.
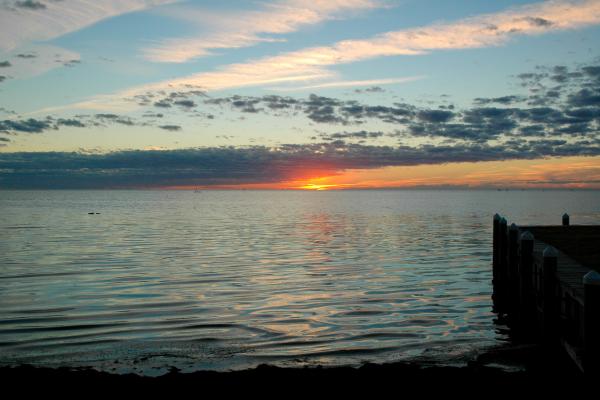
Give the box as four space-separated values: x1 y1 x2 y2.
492 215 600 373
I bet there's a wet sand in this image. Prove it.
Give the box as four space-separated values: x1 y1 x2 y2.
0 343 583 390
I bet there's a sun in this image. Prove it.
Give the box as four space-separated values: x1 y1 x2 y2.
298 183 338 190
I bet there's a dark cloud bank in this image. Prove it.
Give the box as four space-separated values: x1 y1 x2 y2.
1 62 599 188
1 140 599 189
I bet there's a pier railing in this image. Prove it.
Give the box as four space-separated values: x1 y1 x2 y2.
492 214 600 373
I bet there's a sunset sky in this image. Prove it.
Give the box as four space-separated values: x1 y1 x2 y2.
1 0 600 189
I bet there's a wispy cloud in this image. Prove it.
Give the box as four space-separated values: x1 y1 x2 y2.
142 0 383 63
0 44 80 80
114 0 600 97
268 76 425 91
47 0 600 112
0 0 175 52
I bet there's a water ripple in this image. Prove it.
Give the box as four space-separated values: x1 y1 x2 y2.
1 189 599 374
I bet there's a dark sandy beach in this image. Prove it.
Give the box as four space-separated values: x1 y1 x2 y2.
0 343 583 392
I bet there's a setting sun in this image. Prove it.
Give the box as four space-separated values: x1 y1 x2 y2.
298 183 339 190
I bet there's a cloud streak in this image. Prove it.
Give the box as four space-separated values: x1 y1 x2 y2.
120 0 600 95
0 44 80 80
267 76 424 91
0 0 175 52
142 0 382 63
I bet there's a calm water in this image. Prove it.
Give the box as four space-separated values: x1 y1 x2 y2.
1 190 600 374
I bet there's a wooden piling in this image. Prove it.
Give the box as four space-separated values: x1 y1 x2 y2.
496 217 508 313
507 223 519 315
518 231 535 332
499 217 507 273
542 246 558 342
583 271 600 373
493 213 500 272
492 214 502 311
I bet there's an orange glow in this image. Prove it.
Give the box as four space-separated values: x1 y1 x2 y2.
163 156 600 190
298 183 339 190
288 156 600 190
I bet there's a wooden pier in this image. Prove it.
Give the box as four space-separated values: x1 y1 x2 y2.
492 214 600 373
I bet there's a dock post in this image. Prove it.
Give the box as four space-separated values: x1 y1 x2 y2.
583 271 600 373
518 231 535 335
542 246 559 342
492 214 501 311
562 213 570 227
497 217 508 313
499 217 507 270
507 223 519 316
493 214 500 273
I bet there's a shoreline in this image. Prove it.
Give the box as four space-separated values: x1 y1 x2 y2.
0 343 583 386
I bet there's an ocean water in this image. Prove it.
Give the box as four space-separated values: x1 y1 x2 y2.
1 189 599 375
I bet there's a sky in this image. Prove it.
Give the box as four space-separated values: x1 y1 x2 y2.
0 0 600 189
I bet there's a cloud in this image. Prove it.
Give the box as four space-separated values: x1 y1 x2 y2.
474 95 526 105
159 124 181 131
0 113 148 133
354 86 386 94
4 62 599 158
201 93 418 124
417 109 455 123
56 118 86 128
173 100 196 109
0 116 91 133
203 61 600 142
0 111 189 135
0 117 54 133
2 58 599 189
1 140 599 189
62 59 81 68
153 100 172 108
143 0 382 63
94 113 136 126
568 88 600 107
268 76 423 91
0 0 176 52
15 53 36 59
0 44 80 80
112 0 600 97
14 1 45 10
0 107 16 115
319 130 385 141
